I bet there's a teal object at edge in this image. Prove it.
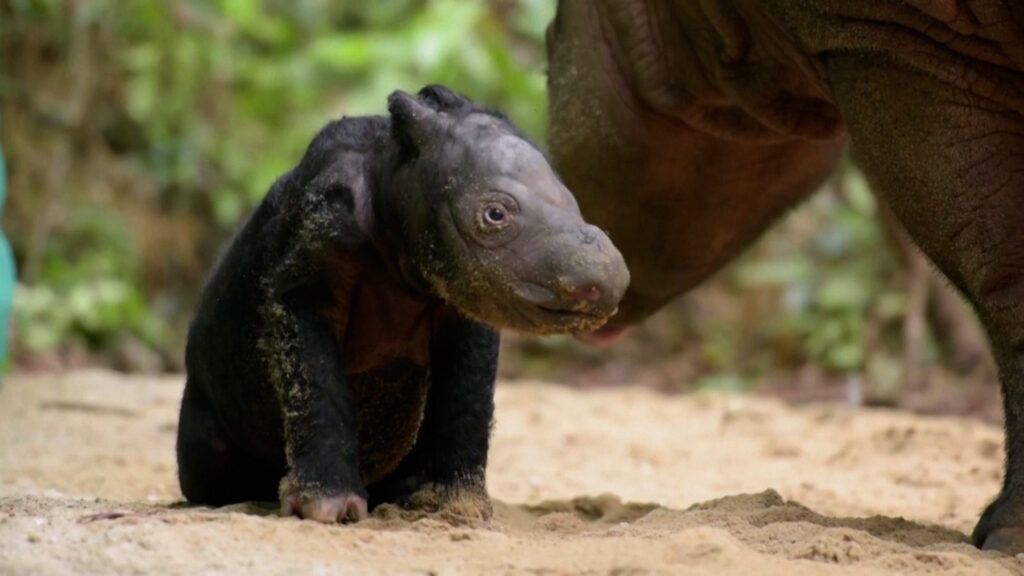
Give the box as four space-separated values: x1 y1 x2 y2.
0 143 14 368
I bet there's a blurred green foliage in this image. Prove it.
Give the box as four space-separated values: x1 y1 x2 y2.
113 0 552 227
734 166 905 374
3 0 976 392
4 0 552 365
14 207 161 353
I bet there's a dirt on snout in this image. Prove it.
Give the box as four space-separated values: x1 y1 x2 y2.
0 370 1021 575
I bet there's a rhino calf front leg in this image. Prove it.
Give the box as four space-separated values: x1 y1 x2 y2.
368 316 498 519
270 303 368 523
824 53 1024 551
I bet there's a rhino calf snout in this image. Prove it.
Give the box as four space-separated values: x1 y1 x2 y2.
543 225 630 318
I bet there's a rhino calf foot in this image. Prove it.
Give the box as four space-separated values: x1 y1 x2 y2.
404 481 493 521
280 473 369 524
281 492 368 524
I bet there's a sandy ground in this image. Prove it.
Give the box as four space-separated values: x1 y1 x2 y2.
0 371 1021 575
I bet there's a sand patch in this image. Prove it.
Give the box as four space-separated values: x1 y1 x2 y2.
0 371 1020 575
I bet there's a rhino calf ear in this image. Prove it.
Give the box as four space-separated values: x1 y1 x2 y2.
417 85 470 112
388 90 440 157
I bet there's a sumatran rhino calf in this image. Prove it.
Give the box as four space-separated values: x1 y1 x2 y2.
176 85 629 523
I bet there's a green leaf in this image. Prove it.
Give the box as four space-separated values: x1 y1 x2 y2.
817 274 874 311
735 256 814 287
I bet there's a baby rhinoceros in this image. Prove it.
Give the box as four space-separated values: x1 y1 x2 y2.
176 85 630 523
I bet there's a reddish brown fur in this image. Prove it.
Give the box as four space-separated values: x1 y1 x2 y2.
320 249 444 374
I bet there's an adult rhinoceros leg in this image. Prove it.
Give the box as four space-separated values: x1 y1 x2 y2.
824 54 1024 552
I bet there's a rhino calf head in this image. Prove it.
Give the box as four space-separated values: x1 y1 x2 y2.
381 86 630 334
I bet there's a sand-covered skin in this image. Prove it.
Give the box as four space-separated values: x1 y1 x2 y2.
0 371 1021 575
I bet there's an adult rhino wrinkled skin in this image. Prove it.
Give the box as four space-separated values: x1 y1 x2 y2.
546 0 1024 553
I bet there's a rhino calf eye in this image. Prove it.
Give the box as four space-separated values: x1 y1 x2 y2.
483 205 508 225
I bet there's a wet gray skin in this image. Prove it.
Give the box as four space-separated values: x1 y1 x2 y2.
379 91 630 335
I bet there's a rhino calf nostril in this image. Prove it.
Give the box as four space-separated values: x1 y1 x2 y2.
560 282 602 303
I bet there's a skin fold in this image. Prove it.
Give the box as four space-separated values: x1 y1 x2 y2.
547 0 1024 552
176 86 629 523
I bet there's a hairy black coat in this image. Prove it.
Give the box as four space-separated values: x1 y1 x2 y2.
177 107 497 511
